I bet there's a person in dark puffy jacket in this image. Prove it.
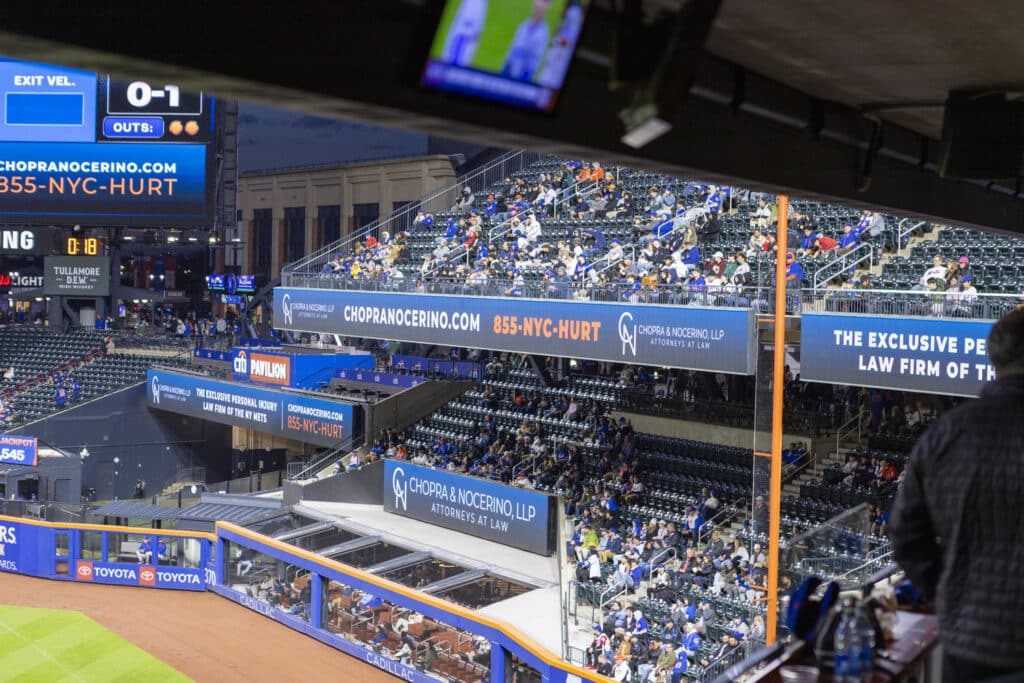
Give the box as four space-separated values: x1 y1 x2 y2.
890 308 1024 682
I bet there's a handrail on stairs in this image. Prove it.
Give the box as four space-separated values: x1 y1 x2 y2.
281 150 542 283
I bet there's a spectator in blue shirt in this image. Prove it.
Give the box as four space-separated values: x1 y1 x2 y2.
799 226 818 253
785 252 805 286
679 623 702 659
681 245 701 268
632 609 649 637
839 223 859 252
705 187 722 215
136 539 152 564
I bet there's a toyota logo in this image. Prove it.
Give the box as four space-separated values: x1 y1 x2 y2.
77 563 93 579
140 567 156 584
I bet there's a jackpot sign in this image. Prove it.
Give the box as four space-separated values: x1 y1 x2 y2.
384 460 555 555
275 288 756 374
147 370 353 447
0 435 37 466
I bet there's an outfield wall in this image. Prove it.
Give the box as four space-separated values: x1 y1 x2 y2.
0 514 600 683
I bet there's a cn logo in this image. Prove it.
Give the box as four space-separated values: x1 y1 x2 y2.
76 561 93 580
139 566 156 586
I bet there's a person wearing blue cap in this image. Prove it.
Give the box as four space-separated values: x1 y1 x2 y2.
586 624 609 667
945 272 978 316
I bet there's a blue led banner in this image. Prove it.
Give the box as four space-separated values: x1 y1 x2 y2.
383 460 556 555
274 288 756 374
0 519 22 574
0 57 214 226
0 142 208 222
0 435 37 466
147 370 355 447
800 313 996 397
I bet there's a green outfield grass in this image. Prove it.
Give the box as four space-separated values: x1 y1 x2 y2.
0 606 192 683
430 0 569 73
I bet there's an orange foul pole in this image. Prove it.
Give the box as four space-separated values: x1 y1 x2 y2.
766 195 788 644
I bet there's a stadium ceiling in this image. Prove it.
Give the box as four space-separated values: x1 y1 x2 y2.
1 0 1022 233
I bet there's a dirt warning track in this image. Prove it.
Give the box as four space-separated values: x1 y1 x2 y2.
0 573 396 683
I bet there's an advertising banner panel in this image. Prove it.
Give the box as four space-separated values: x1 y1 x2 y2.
43 255 110 296
74 560 204 591
0 519 22 574
231 349 292 387
800 313 996 397
0 57 215 226
383 460 555 555
147 370 354 447
274 288 756 374
0 435 37 466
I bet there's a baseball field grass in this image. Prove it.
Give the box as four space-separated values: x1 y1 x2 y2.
0 605 192 682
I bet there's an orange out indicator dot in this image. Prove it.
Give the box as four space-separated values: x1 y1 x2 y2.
168 120 183 135
184 120 199 136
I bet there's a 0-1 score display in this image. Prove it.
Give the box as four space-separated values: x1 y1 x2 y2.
0 57 214 226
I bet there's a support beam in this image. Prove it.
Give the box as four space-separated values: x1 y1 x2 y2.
318 535 380 559
0 1 1021 233
362 551 432 576
271 521 335 542
766 196 789 644
419 569 488 595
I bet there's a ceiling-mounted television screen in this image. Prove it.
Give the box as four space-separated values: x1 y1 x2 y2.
422 0 589 112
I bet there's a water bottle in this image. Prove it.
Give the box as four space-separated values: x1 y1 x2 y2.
832 598 862 683
854 603 876 682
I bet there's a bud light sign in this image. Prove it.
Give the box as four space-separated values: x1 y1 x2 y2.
75 561 204 590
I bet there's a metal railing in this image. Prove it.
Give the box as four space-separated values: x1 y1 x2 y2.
151 469 285 508
802 288 1021 320
705 639 774 683
698 499 746 546
836 413 864 455
812 241 875 289
488 177 600 243
419 180 600 281
276 272 1023 321
281 150 541 283
285 436 362 481
896 218 928 257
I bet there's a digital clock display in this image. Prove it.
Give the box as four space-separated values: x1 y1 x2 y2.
66 236 102 256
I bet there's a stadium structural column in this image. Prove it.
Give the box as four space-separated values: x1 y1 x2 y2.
766 196 788 644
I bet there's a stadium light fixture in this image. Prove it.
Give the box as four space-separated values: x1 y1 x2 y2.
79 447 89 460
620 101 672 149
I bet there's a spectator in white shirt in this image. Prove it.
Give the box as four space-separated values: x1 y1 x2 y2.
918 254 948 290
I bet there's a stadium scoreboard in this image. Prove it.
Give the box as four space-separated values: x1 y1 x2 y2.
0 57 215 226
